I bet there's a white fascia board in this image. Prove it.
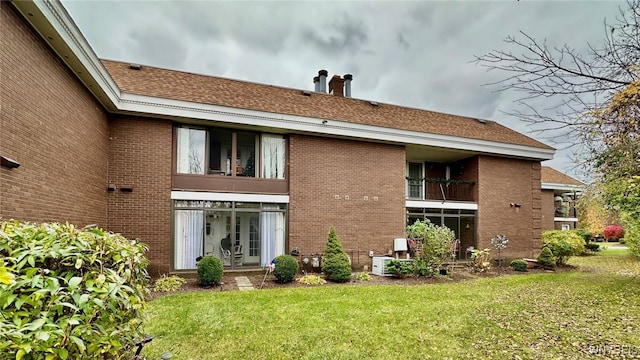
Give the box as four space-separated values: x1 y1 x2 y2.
406 200 478 210
171 191 289 204
29 1 121 107
554 217 579 222
118 92 555 161
541 183 585 191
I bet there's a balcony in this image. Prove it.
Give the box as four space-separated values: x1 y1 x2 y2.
406 177 475 202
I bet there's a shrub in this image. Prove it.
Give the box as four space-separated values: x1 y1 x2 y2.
509 259 528 272
604 224 625 241
469 248 491 272
386 259 413 277
407 219 455 276
273 255 299 284
322 227 352 282
355 272 371 281
296 275 326 285
197 256 223 286
153 274 187 292
574 228 593 243
622 213 640 258
584 243 601 253
537 247 556 268
0 220 149 359
542 230 585 265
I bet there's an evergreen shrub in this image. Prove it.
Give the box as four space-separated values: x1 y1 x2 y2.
273 255 299 283
322 227 352 282
197 256 223 286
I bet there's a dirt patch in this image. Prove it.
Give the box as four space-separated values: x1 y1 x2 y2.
149 265 575 300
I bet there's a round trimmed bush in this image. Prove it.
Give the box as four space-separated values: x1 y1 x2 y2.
197 256 223 286
273 255 299 283
509 259 528 272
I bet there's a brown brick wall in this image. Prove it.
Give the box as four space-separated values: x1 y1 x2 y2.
477 156 542 259
288 135 406 268
107 116 173 275
1 3 108 226
541 189 555 232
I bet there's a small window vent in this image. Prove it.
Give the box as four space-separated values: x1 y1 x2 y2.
128 64 142 70
301 90 311 96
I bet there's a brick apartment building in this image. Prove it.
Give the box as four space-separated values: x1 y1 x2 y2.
2 1 560 275
541 167 585 231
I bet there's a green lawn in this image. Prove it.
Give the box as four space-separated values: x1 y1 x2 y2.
141 250 640 360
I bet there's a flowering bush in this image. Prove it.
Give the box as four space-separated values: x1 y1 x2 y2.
406 220 455 276
603 224 625 241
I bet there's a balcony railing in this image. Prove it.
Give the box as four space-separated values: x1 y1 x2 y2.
407 177 475 202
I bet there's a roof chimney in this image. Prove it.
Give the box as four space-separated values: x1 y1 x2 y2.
328 75 345 97
318 70 328 92
343 74 353 97
313 76 320 92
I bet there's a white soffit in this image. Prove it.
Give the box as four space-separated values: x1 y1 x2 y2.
171 191 289 204
406 200 478 210
16 0 555 162
541 183 585 191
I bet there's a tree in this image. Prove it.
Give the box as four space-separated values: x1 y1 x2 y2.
321 226 352 282
475 1 640 257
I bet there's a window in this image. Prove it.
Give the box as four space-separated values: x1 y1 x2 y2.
407 162 423 198
561 224 570 231
176 128 206 174
261 134 285 179
176 126 285 179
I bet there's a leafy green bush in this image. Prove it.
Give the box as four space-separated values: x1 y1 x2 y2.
622 213 640 257
542 230 586 265
537 247 556 268
322 227 352 282
574 229 593 243
0 220 149 359
197 256 223 286
273 255 299 283
153 274 187 292
386 259 413 277
509 259 528 272
584 243 601 253
407 219 455 276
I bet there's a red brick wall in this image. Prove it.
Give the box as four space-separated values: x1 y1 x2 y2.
477 156 542 259
541 189 555 232
1 3 108 226
288 135 406 268
107 116 173 275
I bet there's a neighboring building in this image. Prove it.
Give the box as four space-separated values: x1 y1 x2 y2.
541 167 585 231
2 1 556 275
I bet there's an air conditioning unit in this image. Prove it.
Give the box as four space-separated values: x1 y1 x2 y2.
372 256 394 276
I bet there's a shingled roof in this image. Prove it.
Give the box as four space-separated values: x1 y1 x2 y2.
101 60 553 150
541 166 584 186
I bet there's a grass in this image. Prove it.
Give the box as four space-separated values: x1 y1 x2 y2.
141 251 640 359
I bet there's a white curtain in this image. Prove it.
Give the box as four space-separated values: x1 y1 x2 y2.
174 210 204 270
176 128 205 175
261 134 285 179
260 211 285 267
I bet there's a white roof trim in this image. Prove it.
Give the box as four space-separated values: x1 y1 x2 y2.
542 183 584 191
406 200 478 210
15 0 555 162
554 217 579 222
171 191 289 204
119 92 555 161
22 0 121 108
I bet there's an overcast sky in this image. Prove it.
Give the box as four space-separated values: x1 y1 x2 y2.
62 0 625 181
